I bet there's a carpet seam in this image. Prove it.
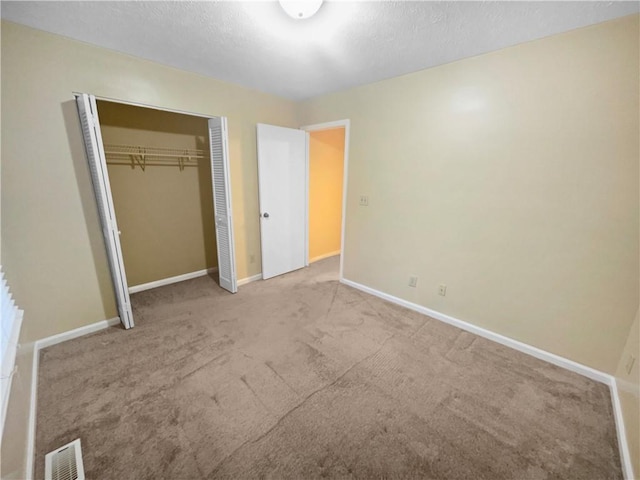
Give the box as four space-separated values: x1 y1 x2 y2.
158 389 209 480
208 333 397 477
264 361 299 395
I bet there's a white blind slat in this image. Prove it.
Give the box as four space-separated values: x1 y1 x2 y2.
1 268 24 438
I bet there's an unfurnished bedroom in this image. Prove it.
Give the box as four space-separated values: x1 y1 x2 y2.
0 1 638 479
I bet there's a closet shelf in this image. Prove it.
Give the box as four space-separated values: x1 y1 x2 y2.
104 144 206 171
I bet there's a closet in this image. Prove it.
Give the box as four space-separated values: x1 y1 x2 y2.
76 93 237 330
97 100 217 289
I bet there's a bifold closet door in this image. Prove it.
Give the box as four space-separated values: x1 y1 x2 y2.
209 117 238 293
76 93 134 329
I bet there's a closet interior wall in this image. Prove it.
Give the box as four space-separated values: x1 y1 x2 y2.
96 101 217 288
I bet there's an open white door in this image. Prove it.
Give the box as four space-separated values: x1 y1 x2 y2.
209 117 238 293
256 124 307 280
76 94 134 329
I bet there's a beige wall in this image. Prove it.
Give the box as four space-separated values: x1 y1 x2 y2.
309 128 345 261
2 14 639 480
98 101 217 286
0 21 297 478
298 15 640 374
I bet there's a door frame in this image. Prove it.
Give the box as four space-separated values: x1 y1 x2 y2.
83 93 215 119
300 119 351 281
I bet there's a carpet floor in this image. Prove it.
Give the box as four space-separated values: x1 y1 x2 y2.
35 256 622 479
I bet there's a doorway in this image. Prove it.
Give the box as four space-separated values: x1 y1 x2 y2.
307 127 346 264
302 120 350 280
255 120 350 281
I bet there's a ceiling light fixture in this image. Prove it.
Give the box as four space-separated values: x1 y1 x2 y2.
279 0 323 19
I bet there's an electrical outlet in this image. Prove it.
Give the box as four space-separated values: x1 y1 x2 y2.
408 276 418 288
250 254 256 264
625 354 636 374
359 195 369 206
438 284 447 296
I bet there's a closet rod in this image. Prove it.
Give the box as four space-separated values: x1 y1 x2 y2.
106 152 203 159
103 143 206 171
104 143 205 158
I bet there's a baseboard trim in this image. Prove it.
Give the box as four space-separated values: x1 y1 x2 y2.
26 316 121 478
341 277 634 479
36 317 121 351
129 268 258 293
23 283 635 480
341 278 609 383
609 378 635 480
237 273 262 287
129 268 218 294
309 251 341 264
25 341 38 480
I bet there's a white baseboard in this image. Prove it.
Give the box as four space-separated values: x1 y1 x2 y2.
36 317 121 350
24 341 38 480
237 273 262 287
309 251 341 264
26 316 120 479
23 281 635 480
341 277 634 479
129 268 218 294
341 278 609 383
129 268 259 293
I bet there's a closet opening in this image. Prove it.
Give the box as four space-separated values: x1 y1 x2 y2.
96 101 218 292
75 93 237 330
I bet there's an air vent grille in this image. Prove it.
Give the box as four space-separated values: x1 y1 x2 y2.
45 439 85 480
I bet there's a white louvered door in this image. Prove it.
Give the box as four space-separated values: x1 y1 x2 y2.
209 117 238 293
76 94 134 329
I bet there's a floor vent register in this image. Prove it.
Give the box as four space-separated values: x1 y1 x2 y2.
44 439 85 480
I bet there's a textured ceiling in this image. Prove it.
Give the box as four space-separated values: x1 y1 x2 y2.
1 1 638 100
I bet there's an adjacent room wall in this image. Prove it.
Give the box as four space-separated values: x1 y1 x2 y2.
0 21 298 478
298 15 640 374
308 128 345 262
98 101 217 287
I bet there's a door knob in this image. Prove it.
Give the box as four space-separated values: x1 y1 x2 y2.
263 212 270 218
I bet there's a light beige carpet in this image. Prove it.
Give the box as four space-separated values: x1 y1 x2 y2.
35 256 622 479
